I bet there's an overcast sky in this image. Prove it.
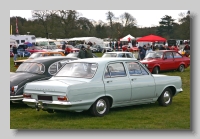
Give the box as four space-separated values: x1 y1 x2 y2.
10 10 188 27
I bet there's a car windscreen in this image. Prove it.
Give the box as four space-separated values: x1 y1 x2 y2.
29 53 43 58
144 51 163 59
55 62 97 78
102 53 117 58
16 62 45 74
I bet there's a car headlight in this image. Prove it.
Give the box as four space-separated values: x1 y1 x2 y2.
143 64 148 67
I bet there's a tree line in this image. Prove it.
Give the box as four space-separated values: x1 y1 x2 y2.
10 10 190 41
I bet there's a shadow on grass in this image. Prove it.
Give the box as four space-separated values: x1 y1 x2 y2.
10 102 29 109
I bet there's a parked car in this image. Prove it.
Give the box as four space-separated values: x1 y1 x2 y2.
23 58 183 117
74 44 98 53
65 45 80 54
17 49 31 57
93 44 113 53
140 50 190 74
26 46 47 54
42 45 65 54
102 52 136 59
66 52 98 58
14 51 66 67
122 45 139 52
10 56 78 103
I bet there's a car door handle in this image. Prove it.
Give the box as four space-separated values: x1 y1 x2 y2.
107 80 112 83
131 78 137 81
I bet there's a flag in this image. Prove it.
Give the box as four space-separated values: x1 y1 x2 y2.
16 17 19 34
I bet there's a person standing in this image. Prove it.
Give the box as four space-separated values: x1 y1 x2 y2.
85 45 93 58
145 46 152 56
77 45 86 59
62 42 66 55
138 46 146 60
12 45 18 62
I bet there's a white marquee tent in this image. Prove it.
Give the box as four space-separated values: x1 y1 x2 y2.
120 34 135 41
67 37 104 45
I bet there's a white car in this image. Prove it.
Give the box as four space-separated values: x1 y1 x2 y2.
102 52 136 59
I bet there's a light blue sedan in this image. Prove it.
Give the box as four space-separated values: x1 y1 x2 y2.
23 58 183 117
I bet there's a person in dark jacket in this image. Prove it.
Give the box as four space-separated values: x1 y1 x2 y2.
85 45 93 58
77 45 86 59
62 42 66 55
138 46 146 60
12 45 18 61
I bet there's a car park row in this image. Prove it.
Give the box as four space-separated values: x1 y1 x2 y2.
10 49 190 117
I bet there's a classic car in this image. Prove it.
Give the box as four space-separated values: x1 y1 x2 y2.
26 46 47 54
92 44 113 53
66 52 98 58
74 44 98 53
10 56 78 103
102 52 136 59
122 45 139 52
65 45 80 54
23 58 183 117
42 45 65 54
14 51 66 67
140 50 190 74
17 49 31 57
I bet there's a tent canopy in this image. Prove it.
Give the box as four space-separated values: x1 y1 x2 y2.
136 34 166 42
120 34 135 41
67 37 103 44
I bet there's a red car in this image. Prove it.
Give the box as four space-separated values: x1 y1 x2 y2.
140 50 190 74
65 45 80 54
26 46 47 54
10 50 14 57
122 45 139 52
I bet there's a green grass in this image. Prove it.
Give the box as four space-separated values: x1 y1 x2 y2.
10 54 190 129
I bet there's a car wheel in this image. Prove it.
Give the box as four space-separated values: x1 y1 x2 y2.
152 66 159 74
158 88 172 106
178 64 185 72
90 97 110 117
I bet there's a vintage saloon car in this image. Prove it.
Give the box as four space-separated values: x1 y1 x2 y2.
102 52 136 59
140 50 190 74
10 56 78 103
14 51 65 68
23 58 183 117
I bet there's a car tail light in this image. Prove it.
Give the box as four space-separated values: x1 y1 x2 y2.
57 96 68 101
23 93 32 99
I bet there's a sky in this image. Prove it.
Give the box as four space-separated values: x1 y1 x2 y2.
10 10 188 27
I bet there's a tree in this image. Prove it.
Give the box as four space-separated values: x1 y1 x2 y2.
156 15 176 38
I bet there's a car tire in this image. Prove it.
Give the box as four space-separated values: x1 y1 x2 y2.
158 88 172 106
152 66 159 74
90 97 110 117
178 64 185 72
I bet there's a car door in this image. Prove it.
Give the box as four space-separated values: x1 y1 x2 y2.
162 51 175 70
125 62 156 100
172 51 184 69
103 62 132 103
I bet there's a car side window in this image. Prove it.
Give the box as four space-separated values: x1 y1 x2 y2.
48 61 63 75
172 52 182 58
126 53 132 58
126 62 148 75
104 62 126 78
165 52 173 59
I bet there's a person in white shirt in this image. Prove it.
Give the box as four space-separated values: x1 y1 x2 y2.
145 46 152 56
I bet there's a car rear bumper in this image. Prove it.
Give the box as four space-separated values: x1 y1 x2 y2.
23 99 72 111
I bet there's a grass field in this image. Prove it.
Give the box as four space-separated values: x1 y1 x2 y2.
10 54 190 129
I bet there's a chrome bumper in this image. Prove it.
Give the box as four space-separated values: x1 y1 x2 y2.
23 99 72 111
10 95 23 101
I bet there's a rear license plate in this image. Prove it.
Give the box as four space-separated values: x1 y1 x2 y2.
38 95 52 101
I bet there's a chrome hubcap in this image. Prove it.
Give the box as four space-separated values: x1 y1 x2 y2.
180 65 184 72
163 91 171 104
96 99 107 114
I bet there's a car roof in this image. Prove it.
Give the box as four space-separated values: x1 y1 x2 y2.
68 57 138 64
24 56 78 63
